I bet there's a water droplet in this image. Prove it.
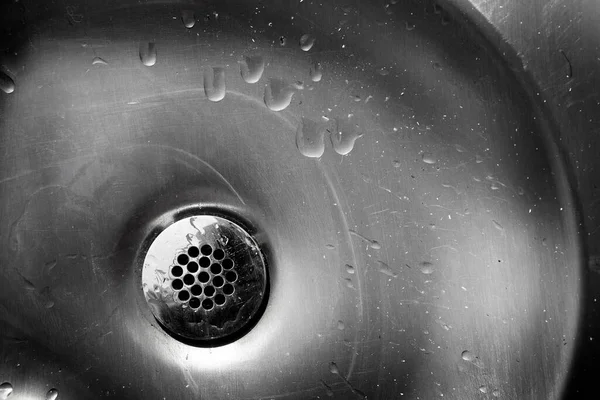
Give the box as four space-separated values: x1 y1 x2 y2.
204 67 226 102
454 144 467 153
377 261 398 278
345 264 355 274
420 262 434 275
392 160 401 168
279 36 287 46
310 62 323 82
0 71 15 94
45 388 59 400
92 57 108 66
264 79 295 111
240 55 265 84
479 386 488 394
0 383 13 400
345 278 355 289
422 153 437 164
461 350 475 361
475 154 484 163
325 244 335 249
517 186 525 195
139 42 157 67
292 81 305 90
329 362 340 374
296 117 325 158
492 390 501 397
492 220 504 232
337 320 345 330
181 10 195 28
331 118 363 155
299 34 315 51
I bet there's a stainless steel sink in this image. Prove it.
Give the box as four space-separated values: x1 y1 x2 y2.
0 0 595 398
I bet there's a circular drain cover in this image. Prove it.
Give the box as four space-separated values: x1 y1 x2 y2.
142 215 268 345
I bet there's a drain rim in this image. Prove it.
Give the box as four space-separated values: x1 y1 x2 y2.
138 207 270 347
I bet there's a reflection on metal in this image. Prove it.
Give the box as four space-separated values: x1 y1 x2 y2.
0 0 586 399
142 215 268 345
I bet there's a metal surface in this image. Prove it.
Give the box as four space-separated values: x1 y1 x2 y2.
0 0 591 398
142 214 268 345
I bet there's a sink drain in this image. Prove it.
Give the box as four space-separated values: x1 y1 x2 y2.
141 214 268 345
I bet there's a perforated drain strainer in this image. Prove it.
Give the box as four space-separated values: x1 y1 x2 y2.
141 215 268 345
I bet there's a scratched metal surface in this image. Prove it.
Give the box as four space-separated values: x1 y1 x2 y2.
0 0 584 399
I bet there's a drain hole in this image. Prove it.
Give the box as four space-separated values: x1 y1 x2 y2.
201 244 213 256
223 283 234 295
225 271 238 283
198 271 210 283
171 265 184 277
178 290 190 301
189 297 201 308
190 284 203 296
199 256 211 268
177 254 190 265
183 274 195 286
213 275 224 287
202 298 214 310
210 263 222 275
213 248 225 260
187 246 200 258
187 261 199 273
172 279 184 290
204 285 215 297
215 294 226 305
222 258 234 269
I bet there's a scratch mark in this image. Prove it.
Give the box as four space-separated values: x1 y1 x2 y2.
559 49 573 79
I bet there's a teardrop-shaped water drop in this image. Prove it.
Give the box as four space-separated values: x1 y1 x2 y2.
296 117 325 158
0 71 15 94
92 57 108 66
240 55 265 83
331 117 363 155
45 388 59 400
0 383 13 400
310 62 323 82
181 10 195 28
139 42 157 67
299 34 315 51
264 79 295 111
204 67 226 102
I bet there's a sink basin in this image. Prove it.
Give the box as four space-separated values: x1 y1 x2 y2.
0 0 585 399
